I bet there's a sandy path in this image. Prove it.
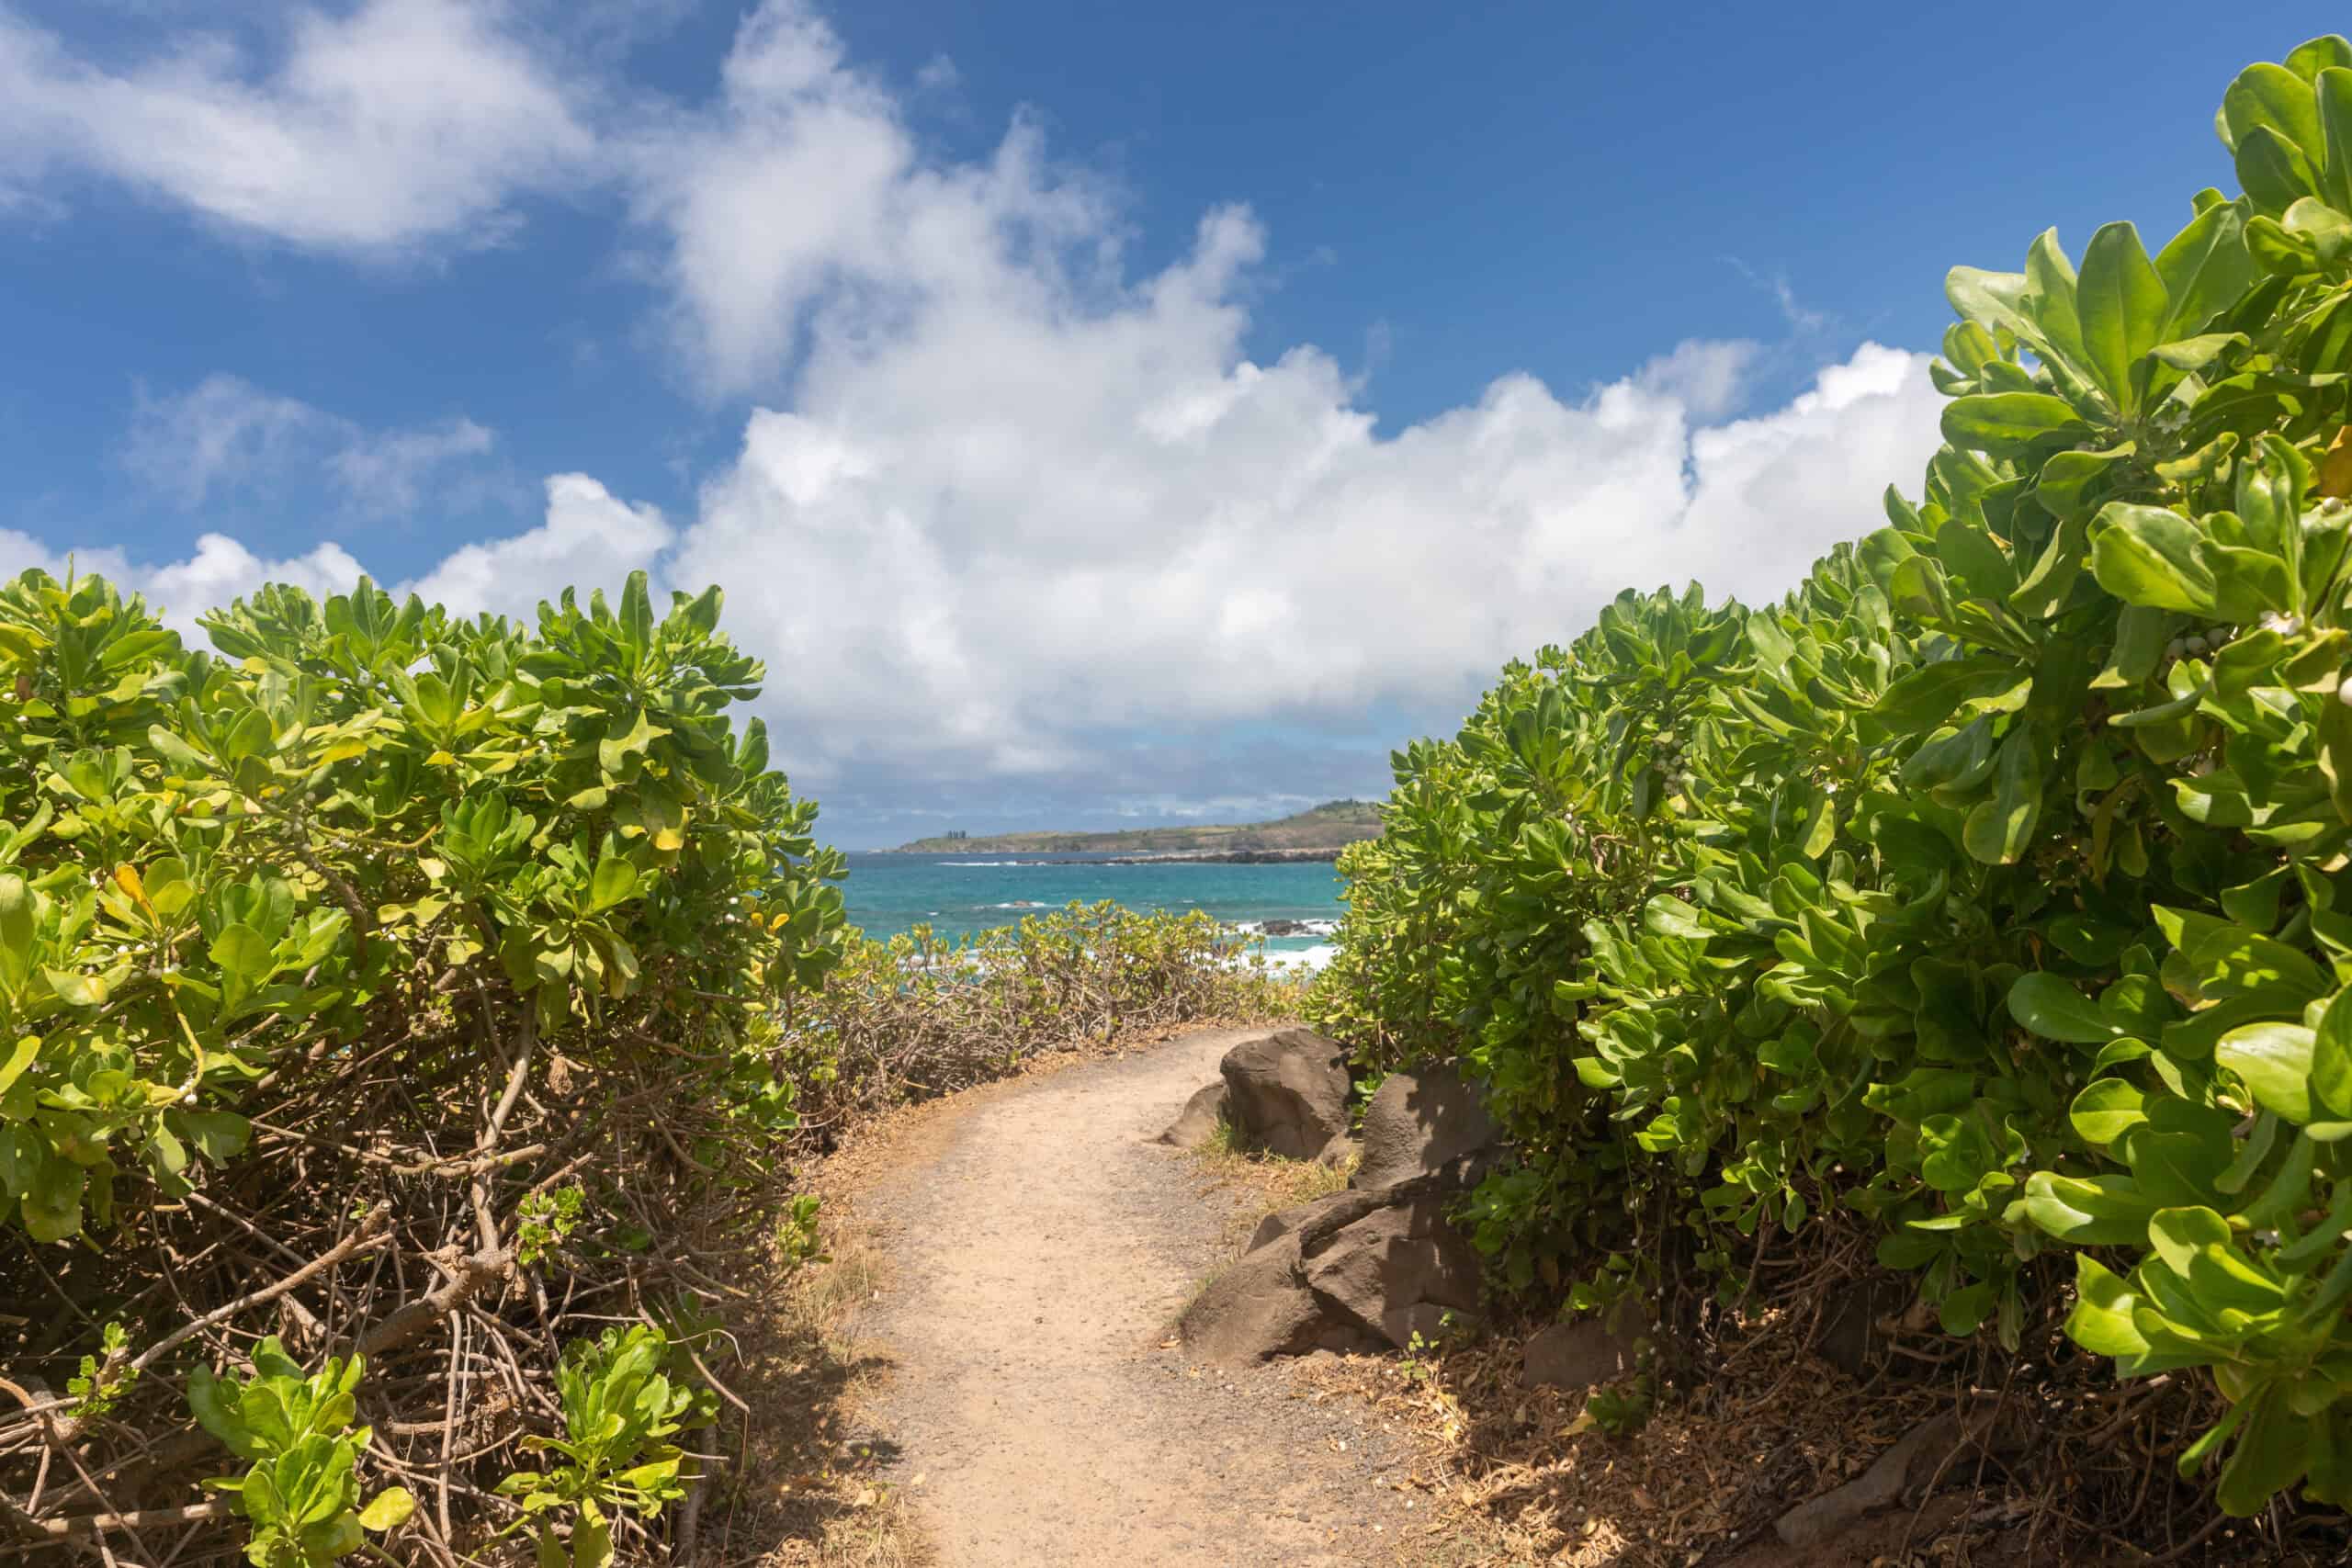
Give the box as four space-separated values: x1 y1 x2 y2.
855 1026 1421 1567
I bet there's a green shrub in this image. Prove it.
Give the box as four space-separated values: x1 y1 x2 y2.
1310 35 2352 1517
0 564 848 1558
790 900 1298 1125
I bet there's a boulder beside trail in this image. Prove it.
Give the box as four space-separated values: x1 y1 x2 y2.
1177 1231 1379 1363
1153 1081 1228 1148
1351 1060 1499 1193
1300 1196 1482 1350
1218 1027 1351 1158
1244 1188 1390 1254
1182 1174 1488 1363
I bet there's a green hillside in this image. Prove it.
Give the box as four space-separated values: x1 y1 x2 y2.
892 799 1381 855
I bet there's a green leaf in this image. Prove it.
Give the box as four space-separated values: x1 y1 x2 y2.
2019 1170 2155 1246
2312 989 2352 1119
2009 973 2120 1043
588 852 639 915
2238 124 2323 212
2090 504 2218 613
357 1487 415 1532
2226 62 2324 167
145 724 211 774
2069 1077 2148 1144
2064 1255 2151 1357
44 969 107 1009
1939 392 2087 454
2154 203 2257 339
2321 68 2352 212
620 570 654 663
2022 229 2088 376
2077 221 2167 410
209 924 274 982
2217 1386 2310 1517
22 1156 84 1243
0 1034 39 1098
1962 728 2041 865
2217 1021 2317 1122
573 1509 614 1568
1642 896 1710 942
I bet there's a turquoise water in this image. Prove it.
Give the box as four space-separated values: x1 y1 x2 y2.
838 852 1347 965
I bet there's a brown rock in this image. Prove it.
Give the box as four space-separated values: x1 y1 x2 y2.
1218 1027 1351 1159
1178 1231 1377 1365
1298 1195 1482 1349
1521 1318 1638 1392
1352 1059 1499 1193
1815 1274 1912 1381
1153 1081 1227 1148
1245 1188 1391 1254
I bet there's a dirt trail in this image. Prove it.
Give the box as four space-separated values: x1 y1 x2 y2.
854 1026 1423 1567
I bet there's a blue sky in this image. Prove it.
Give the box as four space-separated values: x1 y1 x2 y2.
0 2 2340 846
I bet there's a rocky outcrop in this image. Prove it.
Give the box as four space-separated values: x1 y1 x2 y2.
1153 1081 1228 1148
1218 1028 1351 1159
1178 1231 1379 1362
1351 1060 1500 1193
1244 1188 1390 1254
1182 1166 1490 1364
1300 1196 1481 1349
1168 1043 1507 1365
1521 1319 1638 1392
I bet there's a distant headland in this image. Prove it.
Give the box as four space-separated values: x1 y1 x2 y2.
886 800 1382 862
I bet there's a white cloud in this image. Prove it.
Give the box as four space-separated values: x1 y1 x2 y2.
621 2 1118 398
329 418 496 515
404 473 672 619
123 375 327 505
0 526 366 634
4 0 1955 834
125 374 501 520
0 0 594 251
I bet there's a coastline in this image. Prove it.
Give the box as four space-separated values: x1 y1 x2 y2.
869 846 1349 864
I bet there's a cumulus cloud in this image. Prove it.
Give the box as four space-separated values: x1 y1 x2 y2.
0 526 365 635
0 0 594 251
404 474 672 619
125 374 502 520
622 4 1117 398
3 0 1954 836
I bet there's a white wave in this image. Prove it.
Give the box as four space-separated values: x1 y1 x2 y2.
1250 943 1337 974
940 860 1019 867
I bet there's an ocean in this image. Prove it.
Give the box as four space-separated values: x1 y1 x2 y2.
837 852 1347 968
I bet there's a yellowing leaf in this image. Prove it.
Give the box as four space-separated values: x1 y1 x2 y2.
2321 424 2352 499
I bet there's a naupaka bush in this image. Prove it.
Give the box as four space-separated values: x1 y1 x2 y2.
1312 35 2352 1517
0 565 849 1562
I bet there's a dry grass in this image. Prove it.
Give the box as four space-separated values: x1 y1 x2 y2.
724 1215 925 1568
1186 1117 1356 1244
